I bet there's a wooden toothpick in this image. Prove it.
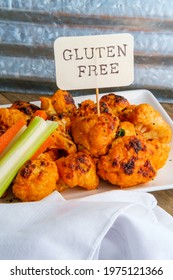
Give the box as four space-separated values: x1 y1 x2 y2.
96 88 100 116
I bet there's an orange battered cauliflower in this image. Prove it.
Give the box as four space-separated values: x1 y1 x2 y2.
0 108 27 131
75 99 112 118
49 130 77 156
40 89 76 117
10 101 40 123
97 135 157 188
56 152 99 191
12 155 59 201
100 93 130 116
119 103 172 144
147 139 171 170
71 114 119 157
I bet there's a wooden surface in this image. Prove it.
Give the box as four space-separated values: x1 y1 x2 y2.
0 91 173 215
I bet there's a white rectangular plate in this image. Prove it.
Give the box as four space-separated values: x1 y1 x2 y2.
0 89 173 202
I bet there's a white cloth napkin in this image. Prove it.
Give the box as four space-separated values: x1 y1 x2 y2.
0 190 173 260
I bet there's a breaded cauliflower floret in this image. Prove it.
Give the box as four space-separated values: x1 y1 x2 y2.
119 103 172 144
76 100 97 117
10 101 40 123
51 115 71 134
56 152 99 191
71 114 119 157
50 130 77 156
75 99 112 118
97 135 157 188
75 94 128 119
12 156 59 202
118 105 136 121
40 89 76 117
147 139 171 170
40 96 57 116
0 108 27 130
100 93 130 116
51 90 76 116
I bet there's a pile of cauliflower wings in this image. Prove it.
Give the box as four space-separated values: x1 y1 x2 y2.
0 90 172 201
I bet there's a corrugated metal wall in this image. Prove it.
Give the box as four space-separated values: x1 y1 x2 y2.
0 0 173 102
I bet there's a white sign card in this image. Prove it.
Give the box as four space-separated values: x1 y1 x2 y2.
54 33 134 90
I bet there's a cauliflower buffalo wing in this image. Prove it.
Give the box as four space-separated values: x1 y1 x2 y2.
56 152 99 191
100 93 130 116
75 99 98 117
119 103 172 144
40 96 57 116
48 130 77 157
71 114 119 157
0 108 27 131
40 89 76 117
147 139 171 170
10 101 40 123
97 135 157 188
12 155 59 202
75 99 112 118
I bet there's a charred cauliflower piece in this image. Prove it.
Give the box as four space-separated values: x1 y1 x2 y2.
147 139 171 170
51 90 76 116
119 103 172 144
42 117 77 160
75 99 112 118
49 130 77 156
71 114 119 157
100 93 130 116
97 135 157 188
40 96 57 116
76 100 97 117
0 108 27 131
12 156 59 202
40 89 76 117
56 152 99 191
50 115 71 134
73 93 129 120
10 101 40 123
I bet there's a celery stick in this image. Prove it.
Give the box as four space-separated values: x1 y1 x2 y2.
0 116 58 197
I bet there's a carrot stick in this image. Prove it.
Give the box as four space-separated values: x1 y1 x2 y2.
32 110 48 120
31 136 54 159
0 119 26 154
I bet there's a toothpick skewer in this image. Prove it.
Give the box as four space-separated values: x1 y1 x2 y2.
96 88 100 116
